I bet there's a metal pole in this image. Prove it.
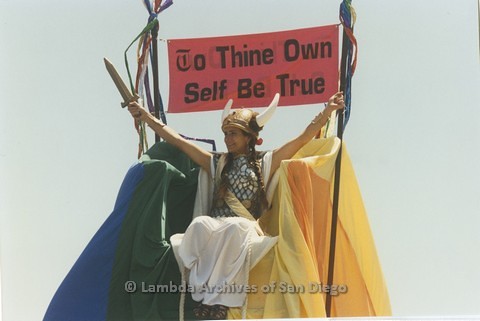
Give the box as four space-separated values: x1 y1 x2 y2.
151 20 160 143
325 25 350 317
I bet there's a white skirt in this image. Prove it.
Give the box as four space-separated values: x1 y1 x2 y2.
171 216 277 307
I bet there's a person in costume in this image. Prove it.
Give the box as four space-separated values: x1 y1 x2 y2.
127 92 344 319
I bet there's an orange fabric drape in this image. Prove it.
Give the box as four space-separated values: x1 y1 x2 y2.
229 137 391 318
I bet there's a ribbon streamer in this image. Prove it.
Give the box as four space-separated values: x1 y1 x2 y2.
124 0 173 158
339 0 357 129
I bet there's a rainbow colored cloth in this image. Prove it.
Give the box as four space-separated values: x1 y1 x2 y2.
43 138 391 320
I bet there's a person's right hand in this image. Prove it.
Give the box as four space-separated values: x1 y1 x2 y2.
127 101 147 121
325 92 345 114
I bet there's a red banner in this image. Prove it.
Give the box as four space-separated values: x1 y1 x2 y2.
167 25 339 113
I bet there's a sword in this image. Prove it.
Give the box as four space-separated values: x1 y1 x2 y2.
103 57 140 108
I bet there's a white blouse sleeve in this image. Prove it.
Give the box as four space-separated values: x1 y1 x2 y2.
261 151 279 206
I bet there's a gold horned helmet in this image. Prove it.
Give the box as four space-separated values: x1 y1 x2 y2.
221 94 280 142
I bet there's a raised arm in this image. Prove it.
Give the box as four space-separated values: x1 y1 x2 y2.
128 101 212 175
269 92 345 177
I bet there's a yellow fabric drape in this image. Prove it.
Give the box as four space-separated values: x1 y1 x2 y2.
230 137 391 318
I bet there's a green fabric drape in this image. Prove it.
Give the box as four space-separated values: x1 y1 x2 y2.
107 142 199 321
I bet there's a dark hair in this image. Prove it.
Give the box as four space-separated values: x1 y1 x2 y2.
246 138 268 219
246 116 268 219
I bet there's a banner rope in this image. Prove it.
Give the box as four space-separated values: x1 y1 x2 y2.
179 134 217 152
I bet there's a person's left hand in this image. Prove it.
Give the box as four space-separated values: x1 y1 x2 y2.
326 92 345 113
